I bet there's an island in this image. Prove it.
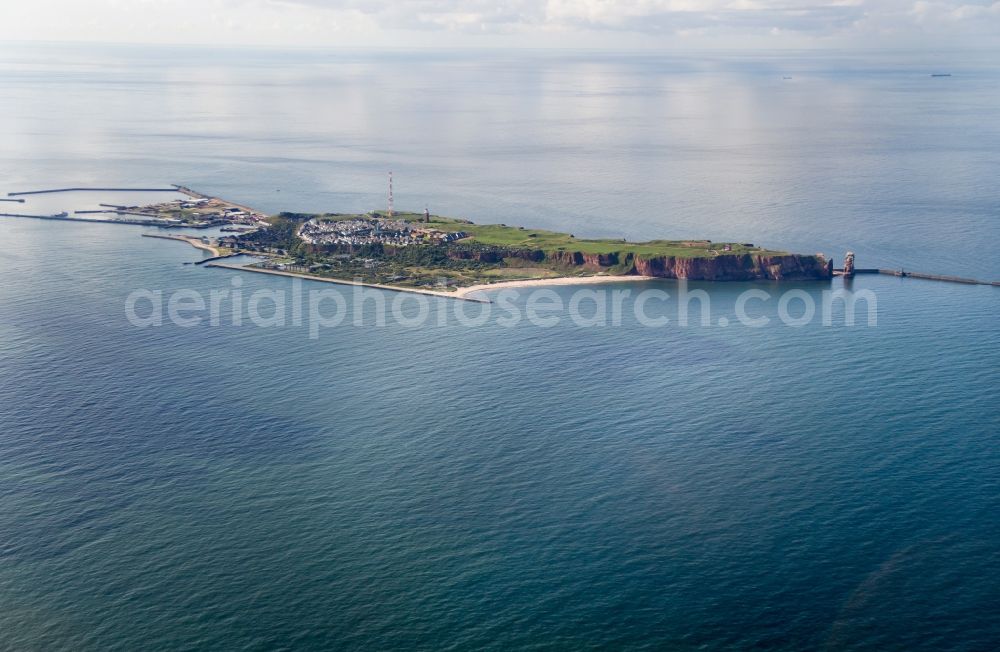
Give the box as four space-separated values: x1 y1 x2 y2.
3 186 835 297
216 208 832 293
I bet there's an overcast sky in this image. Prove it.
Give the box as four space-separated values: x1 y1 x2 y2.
3 0 998 49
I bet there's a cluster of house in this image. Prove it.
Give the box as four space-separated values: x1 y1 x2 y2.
411 227 468 243
298 217 467 247
216 206 267 225
255 257 382 273
150 198 267 226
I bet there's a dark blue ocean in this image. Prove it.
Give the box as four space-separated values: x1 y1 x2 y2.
1 45 998 650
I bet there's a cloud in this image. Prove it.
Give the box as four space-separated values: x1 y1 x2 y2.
910 0 1000 22
262 0 1000 43
547 0 867 33
266 0 544 31
268 0 869 33
3 0 1000 46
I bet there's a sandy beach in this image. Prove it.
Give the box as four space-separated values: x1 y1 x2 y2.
143 233 221 257
204 262 652 302
453 275 654 299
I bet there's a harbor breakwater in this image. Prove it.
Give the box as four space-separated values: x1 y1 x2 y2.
835 268 998 286
8 187 179 196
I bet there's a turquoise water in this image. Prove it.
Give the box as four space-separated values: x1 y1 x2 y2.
1 46 999 649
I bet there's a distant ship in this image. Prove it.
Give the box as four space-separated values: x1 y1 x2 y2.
930 73 952 77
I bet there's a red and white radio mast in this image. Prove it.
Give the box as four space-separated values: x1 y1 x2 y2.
387 171 394 217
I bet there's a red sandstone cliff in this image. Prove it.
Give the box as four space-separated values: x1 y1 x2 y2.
465 247 832 280
629 253 833 281
539 250 831 280
547 251 621 268
319 241 832 281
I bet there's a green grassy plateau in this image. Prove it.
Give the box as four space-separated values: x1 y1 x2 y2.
320 211 786 258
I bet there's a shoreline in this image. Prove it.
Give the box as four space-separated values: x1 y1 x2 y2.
453 274 654 299
142 233 221 257
204 262 652 303
206 262 491 302
8 185 994 289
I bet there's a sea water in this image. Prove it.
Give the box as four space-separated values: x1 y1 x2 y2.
0 44 998 650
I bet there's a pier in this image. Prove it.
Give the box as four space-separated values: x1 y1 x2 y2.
77 208 177 219
74 209 221 227
1 212 177 227
834 268 997 286
875 269 995 286
142 233 222 256
172 185 207 199
1 184 247 230
141 234 251 265
8 187 180 197
172 184 261 214
0 198 26 203
0 212 71 220
7 184 215 201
